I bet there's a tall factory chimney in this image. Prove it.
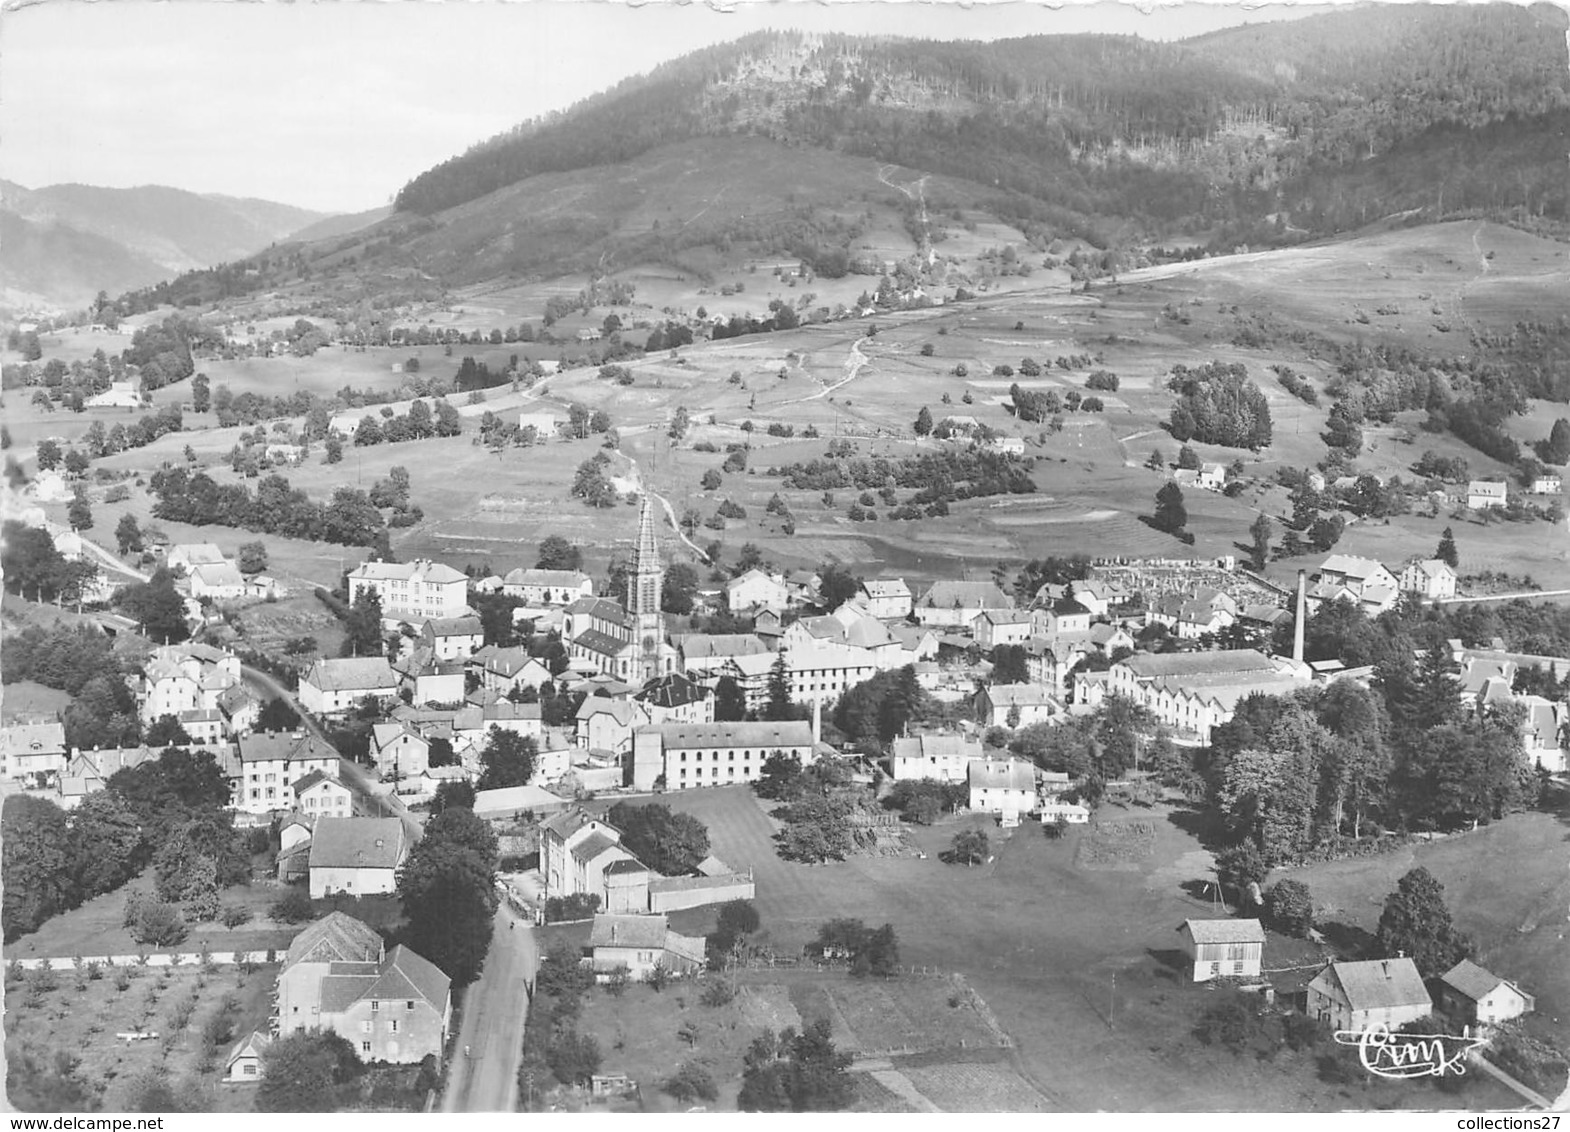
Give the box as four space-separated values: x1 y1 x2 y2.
1293 570 1308 665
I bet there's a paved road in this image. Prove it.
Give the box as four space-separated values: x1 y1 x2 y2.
442 902 538 1113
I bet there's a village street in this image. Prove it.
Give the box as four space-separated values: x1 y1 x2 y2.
442 902 539 1113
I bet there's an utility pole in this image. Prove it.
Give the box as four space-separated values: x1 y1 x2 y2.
1109 971 1116 1031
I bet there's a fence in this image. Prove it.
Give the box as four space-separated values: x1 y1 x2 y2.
10 949 279 972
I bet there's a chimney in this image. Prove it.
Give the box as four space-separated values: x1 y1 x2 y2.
1293 570 1307 665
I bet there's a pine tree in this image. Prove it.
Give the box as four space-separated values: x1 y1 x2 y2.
913 406 933 436
1248 513 1272 572
764 651 794 721
1153 482 1187 535
1375 867 1471 978
1436 526 1459 569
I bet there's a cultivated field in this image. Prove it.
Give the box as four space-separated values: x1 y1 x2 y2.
598 786 1555 1111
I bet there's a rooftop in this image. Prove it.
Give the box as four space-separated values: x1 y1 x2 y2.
1313 958 1430 1011
307 817 407 871
657 721 814 749
1182 918 1265 944
588 913 670 950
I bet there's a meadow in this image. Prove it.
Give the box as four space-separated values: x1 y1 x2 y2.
587 785 1556 1111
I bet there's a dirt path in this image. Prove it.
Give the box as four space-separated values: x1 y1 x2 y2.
878 165 933 265
785 335 871 405
618 451 711 564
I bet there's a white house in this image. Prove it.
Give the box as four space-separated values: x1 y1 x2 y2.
0 721 69 785
889 732 982 782
1529 475 1562 496
974 684 1057 728
1468 480 1508 510
307 817 409 899
299 657 399 717
469 646 551 695
967 759 1037 817
190 561 247 600
972 609 1033 650
517 411 563 438
858 578 913 620
236 732 339 815
1179 919 1265 982
1306 959 1431 1034
1196 463 1227 491
503 568 593 607
1436 960 1535 1030
586 913 707 982
292 769 358 820
166 543 228 574
421 616 484 661
913 580 1014 630
223 1031 272 1084
725 569 789 614
370 722 432 781
1399 559 1458 600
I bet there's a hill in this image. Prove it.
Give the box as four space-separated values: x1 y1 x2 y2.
285 205 394 244
0 180 328 308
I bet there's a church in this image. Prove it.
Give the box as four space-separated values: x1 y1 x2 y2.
564 496 680 683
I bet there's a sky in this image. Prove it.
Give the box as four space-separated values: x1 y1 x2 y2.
0 0 1348 215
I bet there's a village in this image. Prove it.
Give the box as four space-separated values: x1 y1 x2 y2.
4 478 1568 1112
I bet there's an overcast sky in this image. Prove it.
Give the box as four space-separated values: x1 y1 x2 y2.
0 0 1344 215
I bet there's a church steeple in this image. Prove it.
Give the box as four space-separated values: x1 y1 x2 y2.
630 495 666 682
631 495 662 618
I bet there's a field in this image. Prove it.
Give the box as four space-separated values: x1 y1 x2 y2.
3 957 279 1113
1 679 73 722
594 785 1561 1111
16 217 1570 598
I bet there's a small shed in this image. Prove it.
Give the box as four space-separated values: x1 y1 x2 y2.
223 1030 272 1083
1178 918 1265 982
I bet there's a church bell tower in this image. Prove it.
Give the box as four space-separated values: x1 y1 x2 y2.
630 495 665 682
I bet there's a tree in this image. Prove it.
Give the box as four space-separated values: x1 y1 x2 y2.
1248 513 1272 572
714 676 747 722
397 807 499 985
1436 526 1459 569
817 563 860 612
257 697 301 732
477 727 538 790
256 1032 362 1112
536 534 583 572
990 644 1029 685
324 436 343 465
118 568 188 643
607 801 710 875
764 652 794 721
236 541 269 575
431 778 476 814
68 790 147 899
1145 448 1165 470
1153 482 1187 535
36 438 62 471
738 1020 854 1111
1263 879 1314 937
913 406 934 436
144 714 194 747
115 513 144 557
269 887 315 924
341 585 383 658
191 372 211 414
1375 867 1471 978
662 561 699 615
950 829 989 866
1177 445 1200 470
1214 842 1267 907
700 468 722 492
664 1061 718 1102
67 490 93 532
1308 514 1345 552
2 796 78 941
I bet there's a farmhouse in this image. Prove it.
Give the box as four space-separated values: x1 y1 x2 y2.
586 913 707 981
1306 958 1431 1034
631 719 816 792
307 816 409 899
85 380 142 409
967 758 1037 818
1178 919 1265 982
725 569 789 614
1399 559 1458 600
1529 474 1562 496
299 657 399 717
189 561 246 600
275 912 451 1064
517 410 563 438
370 722 431 781
502 567 593 606
166 543 228 573
974 683 1057 728
1468 480 1508 510
420 616 484 660
1435 959 1535 1030
348 559 469 624
539 809 640 903
291 768 359 821
469 646 552 695
973 609 1033 649
889 731 983 782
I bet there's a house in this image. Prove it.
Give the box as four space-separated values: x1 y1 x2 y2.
223 1031 272 1083
586 913 707 981
370 722 431 781
1468 480 1508 510
974 684 1057 728
1436 960 1535 1030
1035 580 1125 620
274 912 451 1064
1109 650 1308 744
988 436 1026 455
292 769 358 820
913 580 1014 629
1517 695 1566 773
140 643 244 731
889 732 983 783
0 721 69 785
237 732 340 815
967 759 1037 818
1399 559 1458 600
189 561 247 600
576 696 647 755
420 616 483 661
725 569 789 614
469 646 551 696
347 559 469 625
245 575 284 600
472 784 571 822
1317 555 1400 600
166 543 228 574
396 653 467 708
858 578 913 620
1306 958 1431 1034
501 568 592 606
973 609 1033 650
307 817 409 899
1529 474 1562 496
85 380 142 409
1032 594 1093 638
630 720 816 792
299 657 399 717
1178 919 1265 982
517 411 563 438
539 809 641 902
1196 463 1227 491
635 672 714 728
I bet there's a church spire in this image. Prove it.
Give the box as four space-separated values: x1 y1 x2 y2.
631 494 662 620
